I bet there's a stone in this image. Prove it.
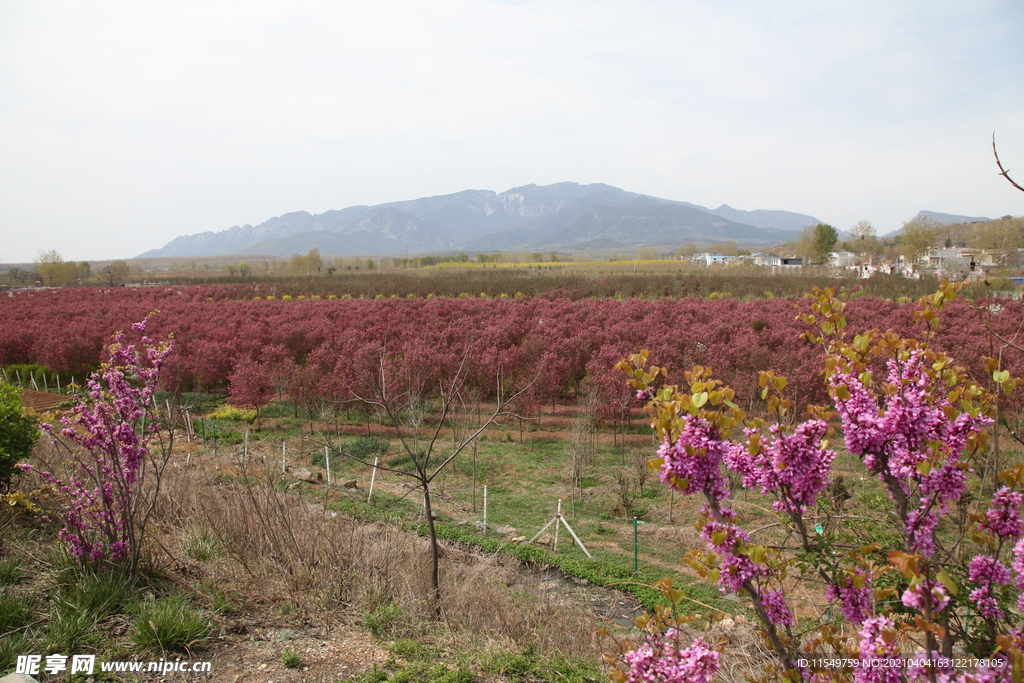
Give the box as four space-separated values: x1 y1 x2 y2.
495 525 517 535
343 479 358 489
0 675 40 683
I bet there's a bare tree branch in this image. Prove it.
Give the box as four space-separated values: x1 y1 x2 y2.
993 131 1024 193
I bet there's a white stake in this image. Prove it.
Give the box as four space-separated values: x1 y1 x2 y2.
483 485 488 533
243 430 248 465
553 499 562 553
367 456 379 503
281 439 286 473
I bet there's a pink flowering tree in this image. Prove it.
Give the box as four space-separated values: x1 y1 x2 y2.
23 317 174 572
610 285 1024 683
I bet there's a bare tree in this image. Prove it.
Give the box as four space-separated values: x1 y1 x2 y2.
333 343 532 615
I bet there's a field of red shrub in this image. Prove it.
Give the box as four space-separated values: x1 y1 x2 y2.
2 285 1021 423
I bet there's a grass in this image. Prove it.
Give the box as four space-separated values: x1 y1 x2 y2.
132 594 210 653
364 602 404 639
181 525 224 562
0 556 26 585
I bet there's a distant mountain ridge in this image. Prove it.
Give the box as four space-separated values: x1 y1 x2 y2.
881 210 992 237
138 182 824 258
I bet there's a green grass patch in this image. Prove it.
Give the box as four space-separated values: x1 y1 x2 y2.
281 647 303 669
131 594 210 653
0 556 26 585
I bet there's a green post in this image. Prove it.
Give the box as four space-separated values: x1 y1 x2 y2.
212 421 217 454
200 417 206 446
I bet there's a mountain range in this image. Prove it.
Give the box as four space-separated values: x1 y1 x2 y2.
138 182 825 258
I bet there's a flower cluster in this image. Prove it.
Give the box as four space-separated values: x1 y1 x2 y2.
726 420 835 517
982 487 1024 539
831 352 989 483
658 416 732 502
623 631 721 683
968 555 1011 621
826 567 874 625
699 520 760 593
831 351 991 558
855 617 902 683
759 589 794 628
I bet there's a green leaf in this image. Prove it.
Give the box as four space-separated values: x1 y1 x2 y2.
936 568 958 596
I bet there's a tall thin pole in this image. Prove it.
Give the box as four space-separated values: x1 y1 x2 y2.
325 445 331 486
482 485 488 533
368 456 379 503
553 499 561 553
633 517 641 574
281 439 286 473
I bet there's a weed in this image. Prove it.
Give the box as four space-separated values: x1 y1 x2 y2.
132 594 210 653
46 604 104 652
347 663 389 682
0 589 34 634
349 436 391 458
387 639 425 658
364 602 403 639
278 628 296 640
0 557 26 585
181 526 223 562
56 566 137 619
0 631 32 673
281 647 303 669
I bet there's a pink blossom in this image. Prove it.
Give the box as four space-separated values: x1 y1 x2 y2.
699 520 760 593
726 420 835 517
759 589 794 627
901 580 950 614
981 487 1024 539
855 617 902 683
658 416 732 502
623 631 721 683
826 567 873 624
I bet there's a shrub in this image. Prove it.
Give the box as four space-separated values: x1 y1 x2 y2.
0 382 37 492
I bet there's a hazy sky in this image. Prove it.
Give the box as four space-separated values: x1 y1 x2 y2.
1 0 1022 262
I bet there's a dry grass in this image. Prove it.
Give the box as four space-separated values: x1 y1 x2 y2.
154 447 601 660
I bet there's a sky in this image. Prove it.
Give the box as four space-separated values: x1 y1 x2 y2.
1 0 1023 263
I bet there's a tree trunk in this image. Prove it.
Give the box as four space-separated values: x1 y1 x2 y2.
422 482 442 617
